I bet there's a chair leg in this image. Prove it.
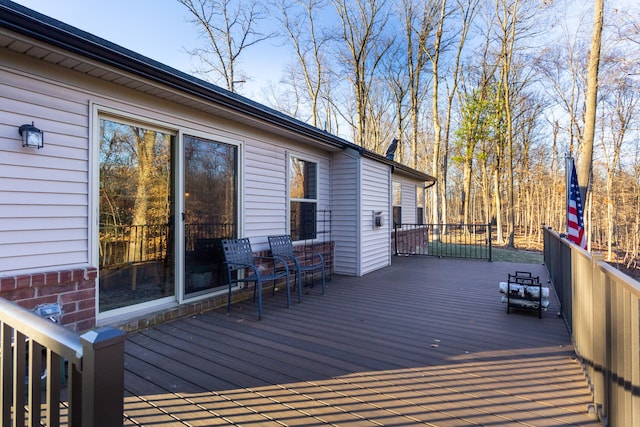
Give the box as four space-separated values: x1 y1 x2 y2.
320 267 326 295
257 280 262 320
285 275 291 308
296 271 303 303
227 283 232 313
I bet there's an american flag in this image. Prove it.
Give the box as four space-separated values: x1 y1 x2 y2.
567 160 587 249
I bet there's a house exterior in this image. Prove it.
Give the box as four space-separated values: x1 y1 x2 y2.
0 0 435 331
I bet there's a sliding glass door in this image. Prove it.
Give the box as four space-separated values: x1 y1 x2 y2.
98 115 239 314
183 135 238 296
98 118 175 312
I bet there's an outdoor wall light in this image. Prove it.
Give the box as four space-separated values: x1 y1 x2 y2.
18 122 44 149
373 211 384 228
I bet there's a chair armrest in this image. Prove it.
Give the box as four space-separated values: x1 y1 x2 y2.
225 261 256 268
254 255 289 273
224 261 261 277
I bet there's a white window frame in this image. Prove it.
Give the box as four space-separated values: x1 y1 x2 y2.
287 153 319 241
392 181 402 227
416 185 425 225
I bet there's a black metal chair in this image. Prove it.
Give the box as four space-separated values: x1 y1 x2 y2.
221 238 290 320
268 235 325 303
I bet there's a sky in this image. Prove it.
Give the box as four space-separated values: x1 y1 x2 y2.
11 0 639 142
11 0 285 100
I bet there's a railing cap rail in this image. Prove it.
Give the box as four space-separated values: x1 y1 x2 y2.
0 298 82 364
594 256 640 294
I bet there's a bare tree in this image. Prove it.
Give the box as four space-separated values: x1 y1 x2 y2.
438 0 478 229
535 21 587 158
601 85 635 260
427 0 448 227
490 0 541 246
332 0 393 148
495 0 518 246
396 0 440 167
596 22 640 259
578 0 604 203
454 1 499 232
273 0 331 127
178 0 276 92
366 78 397 153
381 42 410 162
262 65 303 118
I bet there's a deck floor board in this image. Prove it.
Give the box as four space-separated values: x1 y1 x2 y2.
123 257 599 426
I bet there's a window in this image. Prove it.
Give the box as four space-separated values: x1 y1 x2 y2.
289 156 317 240
416 186 424 225
392 181 402 227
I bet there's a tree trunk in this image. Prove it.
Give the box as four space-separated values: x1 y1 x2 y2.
578 0 604 202
128 129 155 263
493 168 503 245
462 156 472 224
431 0 447 228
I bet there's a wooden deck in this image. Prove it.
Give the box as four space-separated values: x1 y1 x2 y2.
123 257 599 426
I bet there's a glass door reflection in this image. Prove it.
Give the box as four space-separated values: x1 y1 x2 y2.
184 136 237 296
98 118 175 312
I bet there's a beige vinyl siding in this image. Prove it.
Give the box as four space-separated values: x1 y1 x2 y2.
2 54 338 274
0 67 89 273
330 151 359 276
1 44 362 279
243 141 331 249
361 158 391 275
243 140 287 243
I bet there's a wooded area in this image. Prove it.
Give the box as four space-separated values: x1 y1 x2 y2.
178 0 640 269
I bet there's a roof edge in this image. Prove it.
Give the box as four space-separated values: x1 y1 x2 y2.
0 0 351 149
361 150 436 183
0 0 436 184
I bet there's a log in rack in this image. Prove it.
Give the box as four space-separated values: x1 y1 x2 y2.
504 271 544 319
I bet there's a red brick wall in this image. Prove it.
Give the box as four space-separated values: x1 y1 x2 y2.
392 227 429 255
0 267 96 332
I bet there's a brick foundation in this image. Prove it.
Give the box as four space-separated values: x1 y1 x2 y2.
392 227 429 255
0 267 97 332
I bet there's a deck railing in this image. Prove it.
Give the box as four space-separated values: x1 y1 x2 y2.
393 223 492 261
543 226 640 426
0 298 125 427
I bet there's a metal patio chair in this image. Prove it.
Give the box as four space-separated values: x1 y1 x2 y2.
221 238 290 320
268 235 325 303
